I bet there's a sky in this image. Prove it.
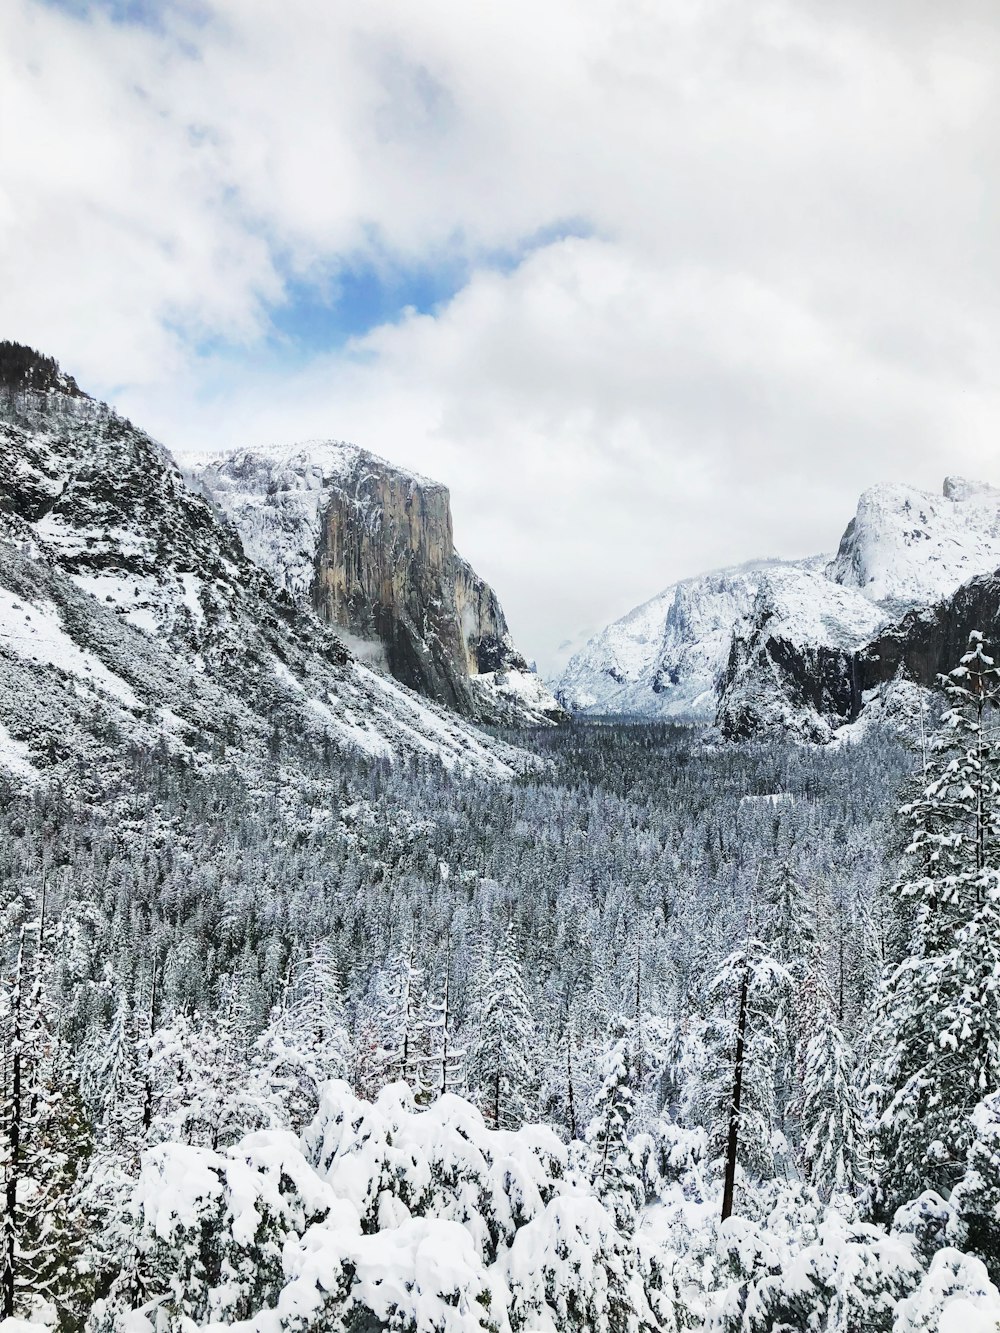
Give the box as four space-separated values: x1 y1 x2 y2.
2 0 999 675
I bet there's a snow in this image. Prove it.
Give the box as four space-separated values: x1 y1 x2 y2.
272 656 525 776
0 586 139 706
178 572 205 626
939 1299 1000 1333
746 564 888 649
0 718 38 781
557 558 823 719
470 667 562 722
828 477 1000 608
70 572 162 634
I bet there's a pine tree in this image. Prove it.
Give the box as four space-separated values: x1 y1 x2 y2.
586 1034 642 1234
801 1003 866 1200
251 940 351 1131
466 928 537 1130
1 898 92 1327
874 634 1000 1205
421 936 464 1101
698 941 791 1219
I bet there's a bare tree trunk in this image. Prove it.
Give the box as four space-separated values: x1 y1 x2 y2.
721 961 749 1223
2 930 26 1319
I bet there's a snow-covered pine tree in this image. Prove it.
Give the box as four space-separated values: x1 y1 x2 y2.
800 1001 867 1200
466 926 537 1130
87 993 146 1155
874 633 1000 1206
250 939 351 1131
698 941 791 1219
421 935 464 1101
586 1033 643 1234
1 899 92 1327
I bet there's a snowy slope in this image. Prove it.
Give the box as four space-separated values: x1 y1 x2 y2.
828 476 1000 609
0 377 535 786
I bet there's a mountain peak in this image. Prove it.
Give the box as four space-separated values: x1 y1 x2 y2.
828 476 1000 607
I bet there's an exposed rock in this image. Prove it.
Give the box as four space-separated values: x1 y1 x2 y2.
857 569 1000 695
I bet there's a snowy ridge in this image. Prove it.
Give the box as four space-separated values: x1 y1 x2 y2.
748 564 888 649
557 559 824 719
828 476 1000 608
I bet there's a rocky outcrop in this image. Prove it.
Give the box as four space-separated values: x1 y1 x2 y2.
856 569 1000 694
714 565 885 741
200 445 565 726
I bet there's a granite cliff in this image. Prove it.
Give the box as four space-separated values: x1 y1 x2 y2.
199 445 565 726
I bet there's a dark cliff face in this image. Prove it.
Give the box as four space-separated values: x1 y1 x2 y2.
857 571 1000 693
717 627 859 742
453 556 528 676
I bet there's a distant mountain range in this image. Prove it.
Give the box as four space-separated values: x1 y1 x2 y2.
557 476 1000 741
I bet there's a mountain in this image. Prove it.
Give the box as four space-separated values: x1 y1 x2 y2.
558 477 1000 740
555 558 822 719
198 446 566 726
0 345 538 788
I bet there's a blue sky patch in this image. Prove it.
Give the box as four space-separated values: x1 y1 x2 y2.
267 220 594 356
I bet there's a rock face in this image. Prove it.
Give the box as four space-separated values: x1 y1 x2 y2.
857 570 1000 696
559 476 1000 740
200 446 565 725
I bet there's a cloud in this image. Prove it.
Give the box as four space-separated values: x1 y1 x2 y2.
3 0 999 671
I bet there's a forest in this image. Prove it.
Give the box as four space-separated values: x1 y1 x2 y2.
2 637 1000 1332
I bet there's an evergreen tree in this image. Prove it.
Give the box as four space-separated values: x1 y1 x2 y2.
250 940 351 1132
586 1034 642 1234
421 936 464 1100
874 634 1000 1205
698 941 791 1218
466 928 537 1130
800 1003 866 1200
1 904 92 1327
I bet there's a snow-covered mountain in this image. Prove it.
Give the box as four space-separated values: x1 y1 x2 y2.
0 346 541 788
198 445 565 726
555 558 825 719
558 477 1000 739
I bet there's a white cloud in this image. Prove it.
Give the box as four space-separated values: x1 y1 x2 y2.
2 0 1000 672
